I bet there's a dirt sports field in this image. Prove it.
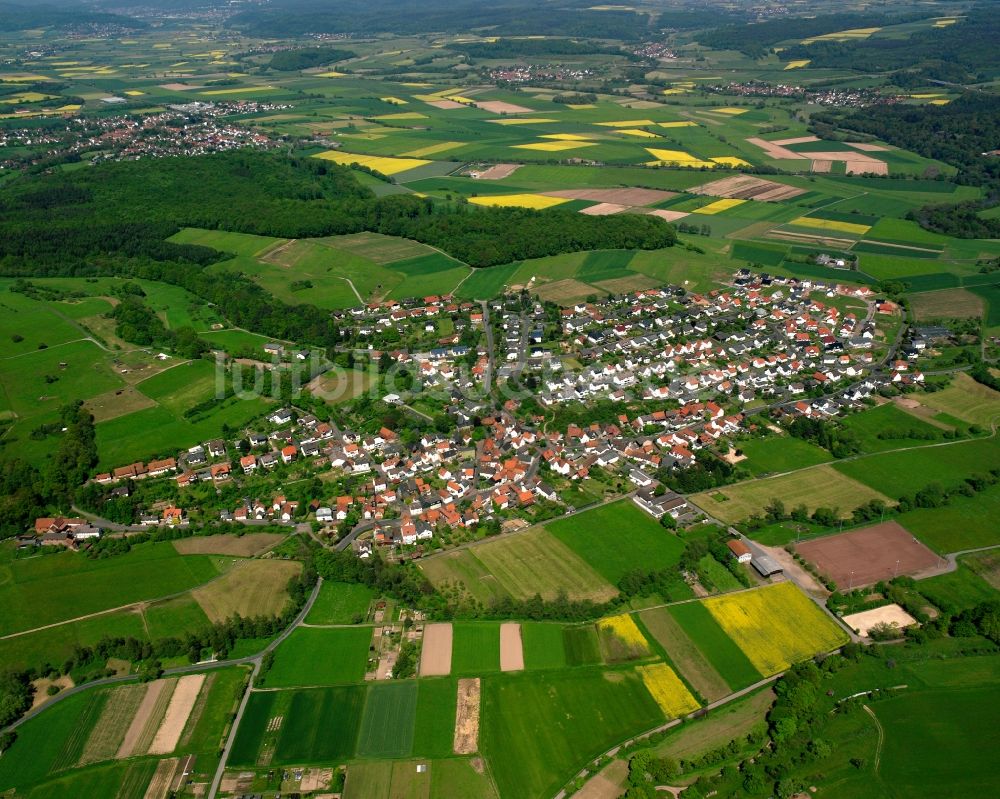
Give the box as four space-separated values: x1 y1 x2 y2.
419 623 453 676
843 604 918 636
453 678 481 755
499 623 524 672
795 521 946 588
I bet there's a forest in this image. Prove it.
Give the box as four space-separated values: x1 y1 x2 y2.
267 46 356 71
0 1 142 32
780 10 1000 83
228 0 654 39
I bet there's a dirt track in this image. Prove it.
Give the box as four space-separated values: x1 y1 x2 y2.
500 622 524 672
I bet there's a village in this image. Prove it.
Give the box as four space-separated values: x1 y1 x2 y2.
20 269 935 563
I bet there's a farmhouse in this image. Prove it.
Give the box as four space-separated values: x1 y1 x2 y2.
727 539 752 563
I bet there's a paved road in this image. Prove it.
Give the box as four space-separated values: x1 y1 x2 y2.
2 578 323 738
206 577 322 798
481 300 495 394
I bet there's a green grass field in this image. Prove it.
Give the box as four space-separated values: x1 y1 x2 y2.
263 626 372 687
521 623 569 671
412 677 458 759
451 622 501 675
546 500 686 585
738 436 833 475
562 625 603 667
304 581 375 624
481 667 664 799
833 437 1000 499
840 403 948 453
896 482 1000 552
0 541 222 637
691 465 892 524
356 681 418 758
666 602 762 690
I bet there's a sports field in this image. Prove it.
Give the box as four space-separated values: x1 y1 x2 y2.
795 521 945 588
690 465 892 524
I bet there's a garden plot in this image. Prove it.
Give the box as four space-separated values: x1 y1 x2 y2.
795 521 946 588
690 175 805 202
453 678 481 755
148 674 205 755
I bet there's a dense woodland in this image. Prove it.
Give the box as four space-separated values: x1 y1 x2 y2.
0 2 142 32
267 46 356 72
781 10 1000 84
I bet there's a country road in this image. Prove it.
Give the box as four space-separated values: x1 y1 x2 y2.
1 577 323 737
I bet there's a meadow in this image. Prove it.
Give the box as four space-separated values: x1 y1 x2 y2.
356 681 418 758
737 435 833 475
690 465 891 524
0 541 223 637
480 667 665 799
839 402 949 453
262 626 372 687
304 581 375 624
546 500 687 585
451 622 501 674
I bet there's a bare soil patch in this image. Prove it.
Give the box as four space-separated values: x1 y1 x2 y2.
476 100 534 114
300 768 333 792
534 278 598 306
574 759 630 799
79 683 148 765
453 678 481 755
644 209 689 222
148 674 206 755
593 274 664 295
810 159 833 173
746 137 801 160
29 675 74 711
499 622 524 672
843 604 918 636
117 678 172 759
172 533 285 557
579 202 629 216
911 288 985 321
542 188 675 206
796 521 946 589
771 136 820 146
419 623 453 676
84 386 156 423
143 758 180 799
847 142 890 152
426 99 464 109
691 175 804 202
472 163 521 180
160 83 201 91
845 159 887 175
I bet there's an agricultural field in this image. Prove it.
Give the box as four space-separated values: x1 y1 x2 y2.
737 436 833 475
304 581 376 624
703 583 849 676
262 626 373 687
911 373 1000 428
546 500 686 585
190 558 302 623
690 464 892 524
0 540 224 637
420 528 618 603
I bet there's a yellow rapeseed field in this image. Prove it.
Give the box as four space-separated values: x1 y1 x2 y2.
567 104 596 109
705 583 849 676
489 118 559 125
711 156 753 168
710 107 748 115
645 148 717 169
371 112 428 120
658 121 698 128
790 217 871 235
312 151 430 176
637 664 700 718
201 86 277 96
616 129 661 138
784 60 811 70
402 141 465 157
597 614 650 652
694 198 746 215
540 133 593 141
380 96 408 105
514 140 597 152
595 119 655 127
468 194 570 210
316 71 345 77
